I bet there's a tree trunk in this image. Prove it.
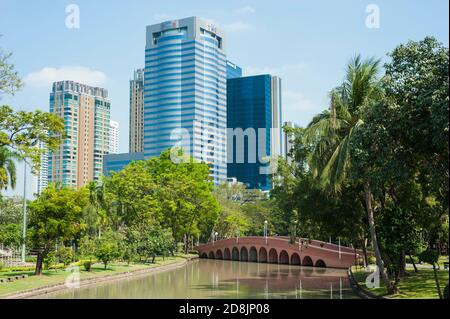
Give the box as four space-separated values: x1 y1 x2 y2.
399 250 406 277
409 254 418 272
362 238 369 267
363 183 391 290
35 252 44 275
432 263 443 299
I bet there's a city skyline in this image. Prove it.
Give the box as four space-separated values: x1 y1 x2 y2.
1 0 448 197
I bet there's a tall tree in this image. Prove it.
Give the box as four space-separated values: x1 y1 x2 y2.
0 44 22 96
303 55 391 288
0 146 20 190
28 184 89 275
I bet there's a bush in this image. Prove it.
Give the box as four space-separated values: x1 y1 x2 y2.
419 249 440 265
55 246 73 266
44 253 56 270
444 284 449 299
48 263 65 270
83 260 92 272
0 266 35 272
368 256 376 265
0 262 4 271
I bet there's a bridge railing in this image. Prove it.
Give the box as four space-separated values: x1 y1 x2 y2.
198 236 361 257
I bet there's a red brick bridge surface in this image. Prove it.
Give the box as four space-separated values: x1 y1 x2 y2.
196 236 361 269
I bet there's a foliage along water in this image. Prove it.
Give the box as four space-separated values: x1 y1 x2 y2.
39 259 358 299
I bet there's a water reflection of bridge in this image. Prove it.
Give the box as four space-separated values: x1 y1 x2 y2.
196 236 361 269
199 259 352 295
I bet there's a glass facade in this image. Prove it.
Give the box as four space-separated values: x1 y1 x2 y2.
144 17 227 185
227 75 283 191
103 152 145 175
226 60 242 79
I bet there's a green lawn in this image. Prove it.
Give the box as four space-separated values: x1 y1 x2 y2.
352 265 449 299
0 255 193 297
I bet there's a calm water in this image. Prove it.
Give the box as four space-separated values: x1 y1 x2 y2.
39 259 358 299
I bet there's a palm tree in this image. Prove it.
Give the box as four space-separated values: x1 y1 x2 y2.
88 181 107 238
0 146 20 191
304 55 391 289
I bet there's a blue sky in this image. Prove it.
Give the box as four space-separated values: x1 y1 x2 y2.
1 0 448 197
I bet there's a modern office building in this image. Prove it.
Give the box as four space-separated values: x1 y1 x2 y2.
226 60 242 79
48 81 110 188
103 152 145 175
227 74 283 191
144 17 228 185
129 69 145 153
34 141 48 195
109 120 119 154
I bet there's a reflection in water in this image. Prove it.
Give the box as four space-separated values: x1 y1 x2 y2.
38 260 358 299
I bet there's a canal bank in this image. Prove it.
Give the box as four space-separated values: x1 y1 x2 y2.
1 255 198 299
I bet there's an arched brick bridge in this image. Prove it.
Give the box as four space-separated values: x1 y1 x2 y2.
196 236 361 269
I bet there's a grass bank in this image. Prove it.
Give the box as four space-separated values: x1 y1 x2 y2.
0 254 197 298
352 265 449 299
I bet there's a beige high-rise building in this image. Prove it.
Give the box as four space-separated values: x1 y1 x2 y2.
109 120 119 154
129 69 144 153
48 81 111 189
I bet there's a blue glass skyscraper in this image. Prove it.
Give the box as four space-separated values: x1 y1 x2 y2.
144 17 227 185
227 75 283 191
226 61 242 79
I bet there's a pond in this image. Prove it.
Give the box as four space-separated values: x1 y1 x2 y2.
38 259 358 299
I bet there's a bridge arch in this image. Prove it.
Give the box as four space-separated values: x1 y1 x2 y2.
201 252 208 259
216 249 223 260
258 247 268 263
224 248 231 260
302 256 313 267
279 250 289 264
291 253 301 265
269 248 278 264
240 247 249 262
315 259 326 268
249 247 258 262
232 247 240 261
208 251 215 259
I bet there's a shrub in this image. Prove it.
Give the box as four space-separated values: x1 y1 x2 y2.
83 260 92 272
368 256 376 265
44 252 57 269
0 266 35 272
419 249 439 265
55 246 73 266
48 263 65 270
176 242 184 253
0 262 4 271
444 284 449 299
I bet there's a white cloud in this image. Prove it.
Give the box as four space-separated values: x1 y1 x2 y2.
24 66 107 88
224 22 255 33
235 5 255 15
